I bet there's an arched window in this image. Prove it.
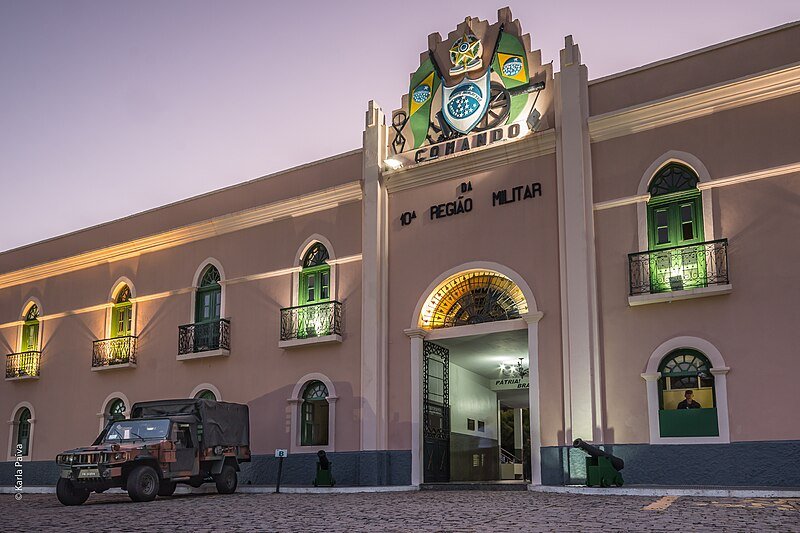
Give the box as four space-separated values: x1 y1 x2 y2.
111 285 133 337
419 270 528 329
16 408 31 456
195 389 217 401
301 381 329 446
195 265 222 323
300 244 330 306
657 349 718 438
646 163 705 292
21 305 40 352
106 398 126 423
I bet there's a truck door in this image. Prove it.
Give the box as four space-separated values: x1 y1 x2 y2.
172 423 198 475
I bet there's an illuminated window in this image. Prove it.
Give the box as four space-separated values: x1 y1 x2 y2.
657 349 718 438
300 244 330 305
419 270 528 329
646 164 705 292
16 408 31 456
20 304 40 352
111 285 133 337
301 381 329 446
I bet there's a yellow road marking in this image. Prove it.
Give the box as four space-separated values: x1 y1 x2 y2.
643 496 679 511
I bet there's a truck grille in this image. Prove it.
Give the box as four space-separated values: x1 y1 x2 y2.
61 452 110 465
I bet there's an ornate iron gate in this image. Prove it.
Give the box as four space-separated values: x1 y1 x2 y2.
423 341 450 482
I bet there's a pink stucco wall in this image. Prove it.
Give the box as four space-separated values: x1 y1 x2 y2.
385 152 565 449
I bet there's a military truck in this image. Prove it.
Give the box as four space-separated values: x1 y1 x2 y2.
55 399 250 505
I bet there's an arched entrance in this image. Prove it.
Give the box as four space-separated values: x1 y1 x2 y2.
406 264 543 486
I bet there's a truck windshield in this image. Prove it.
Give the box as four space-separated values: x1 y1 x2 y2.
104 419 170 442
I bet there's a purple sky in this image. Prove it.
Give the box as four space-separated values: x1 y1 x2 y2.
1 1 798 253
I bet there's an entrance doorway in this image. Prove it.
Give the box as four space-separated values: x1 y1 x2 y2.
422 329 530 483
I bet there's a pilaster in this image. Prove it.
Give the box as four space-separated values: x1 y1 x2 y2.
360 101 389 458
554 36 603 444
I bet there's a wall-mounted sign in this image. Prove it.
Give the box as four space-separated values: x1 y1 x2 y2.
393 122 526 167
492 377 529 391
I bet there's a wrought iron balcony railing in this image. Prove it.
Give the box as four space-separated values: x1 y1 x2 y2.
178 319 230 355
280 301 342 341
5 351 41 379
628 239 729 296
92 336 138 368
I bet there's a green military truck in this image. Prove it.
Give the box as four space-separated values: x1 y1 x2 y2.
55 399 250 505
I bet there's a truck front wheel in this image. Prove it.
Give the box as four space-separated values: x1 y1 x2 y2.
127 465 160 502
56 478 90 506
214 464 238 494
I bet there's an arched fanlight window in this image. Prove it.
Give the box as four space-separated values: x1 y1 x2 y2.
16 408 31 456
195 265 222 323
300 244 330 305
657 349 719 437
648 163 700 197
21 304 40 352
111 285 133 337
646 163 705 293
107 398 126 423
195 389 217 401
420 271 528 329
301 381 329 446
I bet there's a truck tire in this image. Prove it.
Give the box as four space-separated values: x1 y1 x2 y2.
214 464 238 494
127 465 160 502
56 478 90 506
158 481 177 497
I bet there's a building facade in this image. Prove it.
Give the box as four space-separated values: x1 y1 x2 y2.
2 9 799 488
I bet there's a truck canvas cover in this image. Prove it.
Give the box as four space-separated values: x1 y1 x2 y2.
130 399 249 448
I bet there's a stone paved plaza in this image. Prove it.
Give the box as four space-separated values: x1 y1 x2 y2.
2 491 799 532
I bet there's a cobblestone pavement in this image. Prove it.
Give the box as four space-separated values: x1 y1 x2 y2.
2 491 799 532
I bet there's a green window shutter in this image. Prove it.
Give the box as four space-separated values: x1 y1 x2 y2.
22 322 39 351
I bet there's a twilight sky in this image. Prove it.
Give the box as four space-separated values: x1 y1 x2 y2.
1 0 798 253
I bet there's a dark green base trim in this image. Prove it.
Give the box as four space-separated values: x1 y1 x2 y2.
0 450 412 487
541 440 800 487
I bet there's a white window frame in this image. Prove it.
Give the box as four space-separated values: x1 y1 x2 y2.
105 277 138 339
292 235 337 307
641 336 730 445
7 402 35 461
97 392 131 433
190 383 222 401
287 372 337 453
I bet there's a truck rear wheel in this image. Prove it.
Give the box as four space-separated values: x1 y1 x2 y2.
56 478 90 506
214 464 238 494
127 465 160 502
157 481 177 497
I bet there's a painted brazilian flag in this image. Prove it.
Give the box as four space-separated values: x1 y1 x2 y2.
408 58 440 149
491 33 530 124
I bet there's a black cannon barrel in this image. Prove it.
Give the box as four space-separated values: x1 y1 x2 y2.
573 438 624 471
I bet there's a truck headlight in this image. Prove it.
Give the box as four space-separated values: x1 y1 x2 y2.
113 453 124 461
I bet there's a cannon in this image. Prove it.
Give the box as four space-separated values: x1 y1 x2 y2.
573 438 624 487
312 450 335 487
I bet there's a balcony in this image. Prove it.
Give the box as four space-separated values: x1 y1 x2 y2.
178 318 230 360
279 301 342 348
628 239 732 306
92 336 137 370
5 351 41 380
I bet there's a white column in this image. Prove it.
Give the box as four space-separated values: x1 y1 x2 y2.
361 101 389 453
522 311 543 485
513 408 523 460
554 35 602 444
641 372 661 444
404 328 427 486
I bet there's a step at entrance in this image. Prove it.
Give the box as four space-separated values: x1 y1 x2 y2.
420 481 529 491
